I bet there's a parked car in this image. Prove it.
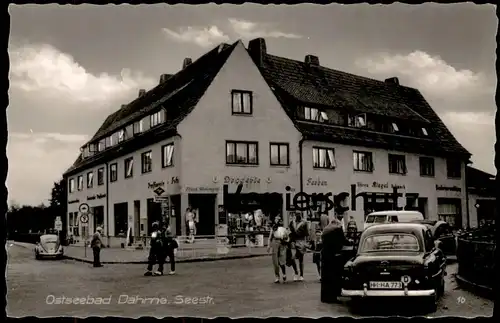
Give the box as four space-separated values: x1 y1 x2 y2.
363 210 424 230
411 220 457 256
34 234 64 260
341 223 447 312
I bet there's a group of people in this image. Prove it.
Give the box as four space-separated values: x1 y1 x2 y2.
144 221 178 276
267 212 358 303
89 222 179 276
267 213 312 283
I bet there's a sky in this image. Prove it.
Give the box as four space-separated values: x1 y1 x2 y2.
7 3 497 206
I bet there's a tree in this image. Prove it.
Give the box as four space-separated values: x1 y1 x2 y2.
49 178 67 209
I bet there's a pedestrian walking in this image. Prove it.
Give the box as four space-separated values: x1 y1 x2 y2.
320 216 347 303
319 212 329 231
289 213 309 281
90 227 103 267
161 225 178 275
311 230 323 281
144 222 165 276
267 215 288 283
185 207 195 243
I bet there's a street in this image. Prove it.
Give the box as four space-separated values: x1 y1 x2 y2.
7 244 493 318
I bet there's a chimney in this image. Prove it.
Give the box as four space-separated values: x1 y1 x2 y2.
248 38 267 67
138 89 146 97
305 55 320 66
182 57 192 69
159 74 173 84
385 77 400 85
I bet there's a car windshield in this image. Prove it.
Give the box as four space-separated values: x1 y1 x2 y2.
40 235 58 244
366 215 387 223
360 233 420 252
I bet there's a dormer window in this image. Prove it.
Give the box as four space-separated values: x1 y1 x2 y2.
392 123 399 132
98 140 105 152
304 107 328 123
118 129 125 143
356 115 366 127
349 113 366 128
133 120 143 135
422 127 428 136
150 110 163 128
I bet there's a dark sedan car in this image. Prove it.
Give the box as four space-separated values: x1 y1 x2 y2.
341 223 447 312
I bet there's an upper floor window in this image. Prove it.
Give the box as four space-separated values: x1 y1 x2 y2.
304 107 328 123
353 151 374 172
389 154 407 175
87 172 94 188
270 143 289 166
77 175 83 191
348 113 367 128
124 157 133 178
98 139 105 152
419 157 435 177
162 143 174 168
231 90 253 115
109 163 118 182
150 110 163 128
97 167 105 186
391 123 399 132
105 135 114 148
226 141 258 165
118 129 126 143
141 151 153 173
422 127 429 136
313 147 336 169
446 159 461 178
69 178 75 193
133 120 143 135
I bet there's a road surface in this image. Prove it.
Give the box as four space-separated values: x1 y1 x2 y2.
7 244 493 318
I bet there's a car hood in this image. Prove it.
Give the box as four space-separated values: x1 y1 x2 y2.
40 241 60 251
349 252 425 267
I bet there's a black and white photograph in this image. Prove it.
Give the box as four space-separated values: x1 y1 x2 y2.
5 2 496 319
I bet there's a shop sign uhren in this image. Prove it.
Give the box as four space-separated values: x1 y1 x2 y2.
87 193 106 201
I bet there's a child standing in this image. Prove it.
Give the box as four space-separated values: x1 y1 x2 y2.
312 230 323 281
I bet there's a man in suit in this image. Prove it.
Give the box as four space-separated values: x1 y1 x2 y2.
321 216 347 303
90 227 104 267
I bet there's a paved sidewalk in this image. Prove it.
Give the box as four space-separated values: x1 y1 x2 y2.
9 241 269 264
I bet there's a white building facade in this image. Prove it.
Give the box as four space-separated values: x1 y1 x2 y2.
64 39 471 246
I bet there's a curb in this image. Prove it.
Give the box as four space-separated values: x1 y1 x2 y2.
10 241 269 264
455 273 494 299
62 253 269 264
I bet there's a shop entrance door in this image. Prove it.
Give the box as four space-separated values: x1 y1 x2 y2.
147 198 162 235
437 198 462 229
188 194 216 236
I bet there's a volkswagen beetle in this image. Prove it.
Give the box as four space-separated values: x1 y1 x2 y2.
35 234 64 260
341 223 446 312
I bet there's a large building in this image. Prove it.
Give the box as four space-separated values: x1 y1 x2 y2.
63 38 471 246
466 166 496 227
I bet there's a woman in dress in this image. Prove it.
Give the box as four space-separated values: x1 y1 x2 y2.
267 215 288 283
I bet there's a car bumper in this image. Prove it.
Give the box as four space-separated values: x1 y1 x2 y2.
37 252 63 258
341 288 435 297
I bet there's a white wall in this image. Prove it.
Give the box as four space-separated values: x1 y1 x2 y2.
177 41 302 218
301 141 466 229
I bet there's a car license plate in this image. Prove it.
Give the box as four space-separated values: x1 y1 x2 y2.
369 281 402 289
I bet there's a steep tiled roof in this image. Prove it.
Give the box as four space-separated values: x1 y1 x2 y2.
64 42 237 176
250 43 470 157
